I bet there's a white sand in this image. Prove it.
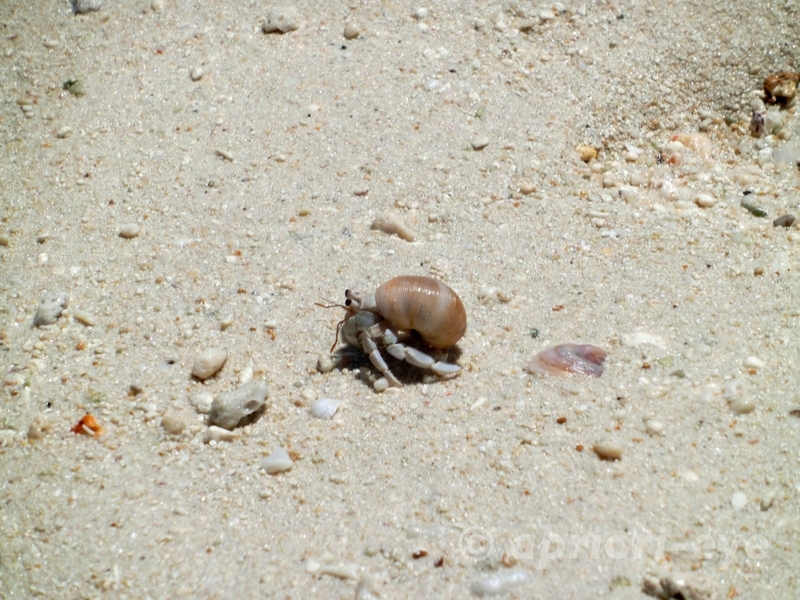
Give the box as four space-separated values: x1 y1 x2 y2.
1 1 799 598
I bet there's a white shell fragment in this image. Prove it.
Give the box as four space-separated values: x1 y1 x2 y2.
33 293 69 327
192 348 228 380
592 439 623 461
471 569 532 596
119 223 141 239
209 379 269 430
203 425 240 443
310 398 340 420
621 331 666 348
743 356 765 369
262 7 299 33
526 344 606 377
370 213 416 242
261 447 293 474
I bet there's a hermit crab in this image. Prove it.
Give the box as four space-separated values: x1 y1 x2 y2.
319 276 467 386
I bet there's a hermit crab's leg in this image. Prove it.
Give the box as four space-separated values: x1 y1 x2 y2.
360 333 402 387
382 329 462 377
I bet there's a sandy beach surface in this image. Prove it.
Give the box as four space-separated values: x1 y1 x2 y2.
1 1 800 598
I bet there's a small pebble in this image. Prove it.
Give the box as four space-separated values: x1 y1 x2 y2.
471 569 532 596
412 7 428 20
694 193 716 208
592 439 623 460
729 397 756 414
576 145 597 162
192 348 228 380
760 490 775 511
343 22 361 39
203 425 240 443
209 379 268 429
317 354 334 374
743 356 765 369
373 378 389 392
0 234 9 247
119 223 141 239
56 126 73 139
151 0 164 10
262 7 299 33
644 419 664 436
262 447 293 474
731 492 748 510
72 0 102 14
33 293 69 327
160 412 186 435
28 415 54 440
773 214 795 228
190 391 214 414
471 136 490 151
190 66 204 81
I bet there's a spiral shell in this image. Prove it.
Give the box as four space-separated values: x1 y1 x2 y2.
373 276 466 349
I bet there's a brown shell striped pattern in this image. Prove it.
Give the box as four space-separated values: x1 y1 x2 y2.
374 276 467 349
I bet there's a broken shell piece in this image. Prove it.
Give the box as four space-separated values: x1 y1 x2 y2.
370 214 416 242
764 71 799 105
526 344 606 377
71 414 104 436
191 348 227 380
209 379 269 430
33 292 69 327
261 447 293 474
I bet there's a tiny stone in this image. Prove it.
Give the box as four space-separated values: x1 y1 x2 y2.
0 234 8 247
343 22 361 39
373 378 389 392
731 492 748 510
72 0 103 14
192 348 228 380
644 419 664 436
576 145 598 162
471 136 490 151
760 490 775 511
160 412 186 435
773 214 795 228
56 126 73 139
317 354 334 374
28 415 54 440
729 397 756 414
190 66 204 81
412 7 428 19
694 193 716 208
119 223 141 239
151 0 164 10
519 181 536 195
190 391 214 414
592 439 623 460
215 148 234 161
743 356 765 369
261 447 293 474
262 7 299 33
209 379 269 429
34 293 69 327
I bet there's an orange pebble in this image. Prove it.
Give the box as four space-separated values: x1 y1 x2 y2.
71 414 104 436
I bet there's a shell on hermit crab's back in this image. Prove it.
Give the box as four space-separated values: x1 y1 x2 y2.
526 343 607 378
374 276 467 349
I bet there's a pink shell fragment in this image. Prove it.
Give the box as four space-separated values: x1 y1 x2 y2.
527 344 607 378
